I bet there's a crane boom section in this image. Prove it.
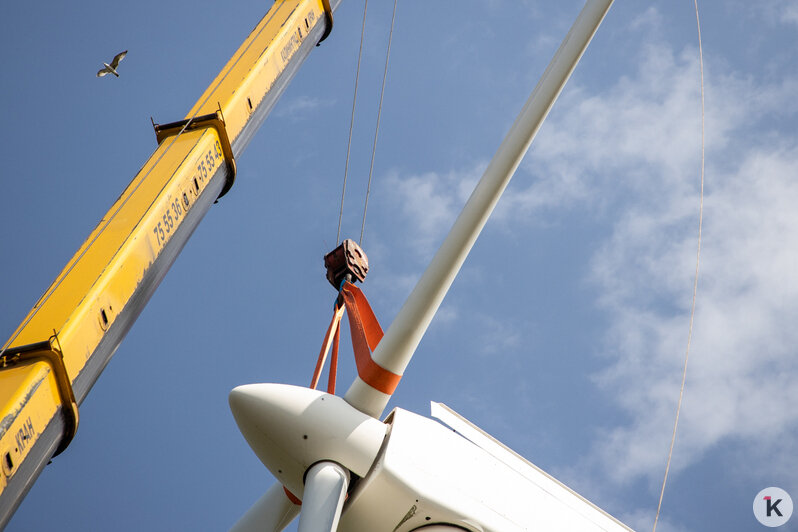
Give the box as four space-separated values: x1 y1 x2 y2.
0 0 335 526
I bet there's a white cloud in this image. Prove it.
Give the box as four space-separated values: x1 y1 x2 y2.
511 31 798 488
275 95 331 120
620 509 688 532
583 90 798 488
629 6 665 35
386 8 798 496
474 313 523 356
736 0 798 33
784 5 798 26
380 166 483 259
759 0 798 26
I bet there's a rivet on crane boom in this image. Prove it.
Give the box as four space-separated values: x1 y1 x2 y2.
0 0 338 527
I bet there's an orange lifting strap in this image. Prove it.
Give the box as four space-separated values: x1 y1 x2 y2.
310 282 401 396
283 486 302 506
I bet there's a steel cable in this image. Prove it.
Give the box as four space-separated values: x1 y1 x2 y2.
652 0 705 529
336 0 369 245
359 0 398 246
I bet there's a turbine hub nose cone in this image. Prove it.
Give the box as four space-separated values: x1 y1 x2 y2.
229 384 386 496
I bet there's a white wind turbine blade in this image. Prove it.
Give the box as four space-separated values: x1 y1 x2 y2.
228 2 616 529
229 483 300 532
296 461 349 532
343 0 614 419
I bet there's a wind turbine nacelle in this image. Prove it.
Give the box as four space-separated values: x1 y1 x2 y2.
229 384 630 531
339 407 631 532
229 384 387 498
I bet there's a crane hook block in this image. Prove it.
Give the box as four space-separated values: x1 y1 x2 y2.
324 239 369 288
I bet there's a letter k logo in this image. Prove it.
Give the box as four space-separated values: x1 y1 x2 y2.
765 496 783 517
754 487 793 526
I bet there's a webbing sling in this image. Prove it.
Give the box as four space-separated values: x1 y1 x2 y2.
309 282 401 396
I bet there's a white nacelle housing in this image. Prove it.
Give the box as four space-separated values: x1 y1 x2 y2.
339 407 631 532
229 384 631 531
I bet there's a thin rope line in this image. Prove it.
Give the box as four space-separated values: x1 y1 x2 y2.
653 1 705 530
337 0 369 245
360 0 397 246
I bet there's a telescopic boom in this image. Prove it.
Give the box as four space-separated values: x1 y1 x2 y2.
0 1 339 526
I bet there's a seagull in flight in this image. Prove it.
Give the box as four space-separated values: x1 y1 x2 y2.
97 50 127 78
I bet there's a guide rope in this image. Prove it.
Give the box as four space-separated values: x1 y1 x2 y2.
652 1 705 529
359 0 398 246
336 0 369 246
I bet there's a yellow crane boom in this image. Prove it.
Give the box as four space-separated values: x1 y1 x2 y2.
0 0 337 526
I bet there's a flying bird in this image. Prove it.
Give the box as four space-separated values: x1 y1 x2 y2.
96 50 127 78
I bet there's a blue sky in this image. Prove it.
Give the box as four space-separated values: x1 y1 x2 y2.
2 1 798 531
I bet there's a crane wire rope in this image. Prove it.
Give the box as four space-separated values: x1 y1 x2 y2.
652 1 705 530
359 0 398 246
336 0 370 246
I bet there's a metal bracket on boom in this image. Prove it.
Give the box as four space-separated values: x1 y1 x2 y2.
0 335 79 457
152 109 237 198
317 0 334 45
